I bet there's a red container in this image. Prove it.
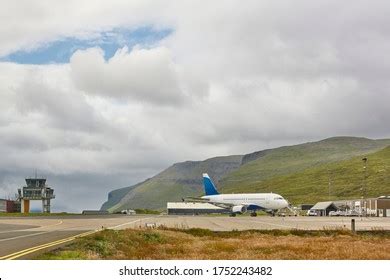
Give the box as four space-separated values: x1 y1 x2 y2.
6 200 15 212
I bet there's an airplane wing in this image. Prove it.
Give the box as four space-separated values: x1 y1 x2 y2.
182 196 207 202
182 197 234 209
182 197 264 211
206 202 266 211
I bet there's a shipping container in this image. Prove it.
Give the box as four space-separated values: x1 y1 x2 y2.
0 199 17 213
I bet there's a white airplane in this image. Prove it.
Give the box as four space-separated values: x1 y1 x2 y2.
198 173 289 216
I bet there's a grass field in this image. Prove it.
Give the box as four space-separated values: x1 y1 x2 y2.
36 228 390 260
0 212 78 217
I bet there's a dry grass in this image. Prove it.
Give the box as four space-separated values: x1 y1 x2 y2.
37 228 390 260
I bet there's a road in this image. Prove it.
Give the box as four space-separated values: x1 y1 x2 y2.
1 214 389 259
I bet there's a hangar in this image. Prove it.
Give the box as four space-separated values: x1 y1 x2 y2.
167 202 229 215
82 210 109 215
310 201 338 216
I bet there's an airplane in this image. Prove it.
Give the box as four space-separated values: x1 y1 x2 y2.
186 173 289 217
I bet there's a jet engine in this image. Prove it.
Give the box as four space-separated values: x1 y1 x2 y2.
231 205 247 214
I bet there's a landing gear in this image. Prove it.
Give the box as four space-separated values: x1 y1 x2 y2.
229 213 236 217
250 212 257 217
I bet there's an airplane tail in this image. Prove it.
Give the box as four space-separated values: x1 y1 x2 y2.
202 173 219 196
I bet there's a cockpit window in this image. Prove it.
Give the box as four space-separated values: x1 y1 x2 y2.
274 197 283 200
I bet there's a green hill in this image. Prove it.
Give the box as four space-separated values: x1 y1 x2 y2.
100 182 144 211
102 155 243 212
219 137 390 190
221 146 390 204
101 137 390 211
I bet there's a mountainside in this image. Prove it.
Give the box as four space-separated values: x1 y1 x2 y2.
222 145 390 204
101 137 390 211
219 137 390 190
102 155 243 212
100 181 146 211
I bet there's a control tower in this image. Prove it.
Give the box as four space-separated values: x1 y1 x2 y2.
18 178 55 213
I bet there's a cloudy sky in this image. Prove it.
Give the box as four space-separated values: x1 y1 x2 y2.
1 0 389 212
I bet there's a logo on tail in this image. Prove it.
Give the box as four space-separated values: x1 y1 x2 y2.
202 173 219 196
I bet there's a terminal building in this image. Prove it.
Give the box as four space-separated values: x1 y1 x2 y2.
310 196 390 217
167 202 229 215
333 196 390 217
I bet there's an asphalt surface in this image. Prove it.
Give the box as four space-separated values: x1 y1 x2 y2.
0 215 149 259
1 214 389 259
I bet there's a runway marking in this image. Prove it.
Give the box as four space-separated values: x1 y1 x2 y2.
0 220 66 242
109 217 154 229
0 230 97 260
0 231 54 242
0 220 63 234
249 219 298 229
0 217 154 260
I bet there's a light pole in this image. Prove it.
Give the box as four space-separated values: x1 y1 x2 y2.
328 168 332 201
362 157 368 217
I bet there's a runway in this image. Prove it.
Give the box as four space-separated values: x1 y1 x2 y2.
1 214 389 259
0 215 151 259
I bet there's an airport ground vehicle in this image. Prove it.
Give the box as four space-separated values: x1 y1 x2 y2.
307 209 318 216
329 210 343 216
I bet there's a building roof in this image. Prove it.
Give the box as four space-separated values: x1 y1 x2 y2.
311 201 337 210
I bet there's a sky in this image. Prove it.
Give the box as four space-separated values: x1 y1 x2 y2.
0 0 389 212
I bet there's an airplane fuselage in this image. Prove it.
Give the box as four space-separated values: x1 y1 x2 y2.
201 193 288 211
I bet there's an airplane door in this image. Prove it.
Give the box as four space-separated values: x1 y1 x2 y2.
265 196 270 206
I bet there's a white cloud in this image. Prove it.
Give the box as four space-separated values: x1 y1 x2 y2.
70 46 184 105
0 0 390 211
0 0 170 56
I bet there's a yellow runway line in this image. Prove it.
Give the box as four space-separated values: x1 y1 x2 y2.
0 230 97 260
0 217 153 260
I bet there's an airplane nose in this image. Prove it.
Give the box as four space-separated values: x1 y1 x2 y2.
283 199 289 208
